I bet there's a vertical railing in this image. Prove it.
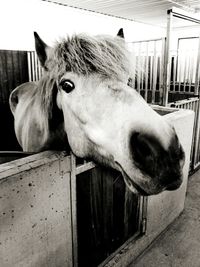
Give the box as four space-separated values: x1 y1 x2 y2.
163 10 173 106
169 97 200 170
195 36 200 95
128 38 165 104
165 8 200 170
27 51 43 81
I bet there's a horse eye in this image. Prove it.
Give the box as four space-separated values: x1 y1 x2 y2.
59 79 75 93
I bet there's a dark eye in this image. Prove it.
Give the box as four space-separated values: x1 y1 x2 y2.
59 79 75 93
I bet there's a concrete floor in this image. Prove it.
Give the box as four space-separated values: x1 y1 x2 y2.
129 169 200 267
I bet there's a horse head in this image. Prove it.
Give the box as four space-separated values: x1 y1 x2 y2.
9 31 185 196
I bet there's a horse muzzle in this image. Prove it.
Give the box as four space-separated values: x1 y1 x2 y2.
116 129 185 196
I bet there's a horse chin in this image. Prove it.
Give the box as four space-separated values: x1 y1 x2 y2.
123 170 150 196
115 161 149 196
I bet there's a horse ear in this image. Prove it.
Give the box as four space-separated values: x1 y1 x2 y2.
34 32 50 70
117 28 125 39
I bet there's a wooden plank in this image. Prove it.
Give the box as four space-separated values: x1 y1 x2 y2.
6 51 14 97
0 151 69 179
13 51 21 90
76 161 96 175
19 51 29 84
0 50 29 102
0 51 8 102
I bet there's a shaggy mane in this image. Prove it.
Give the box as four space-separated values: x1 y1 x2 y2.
50 34 131 79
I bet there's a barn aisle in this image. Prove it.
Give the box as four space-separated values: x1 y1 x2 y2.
129 169 200 267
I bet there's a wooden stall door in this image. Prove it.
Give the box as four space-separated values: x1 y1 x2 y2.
76 166 141 267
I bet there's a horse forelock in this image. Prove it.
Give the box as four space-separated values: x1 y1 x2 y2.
48 34 131 79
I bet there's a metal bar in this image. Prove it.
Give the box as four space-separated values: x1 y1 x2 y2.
183 54 188 92
178 49 182 92
191 99 200 169
129 38 162 44
141 196 148 234
173 55 177 92
131 43 136 90
152 41 157 104
168 97 200 170
194 36 200 95
169 9 200 25
188 53 193 93
149 44 154 93
140 48 144 92
137 42 141 94
159 38 165 105
163 11 173 106
144 42 149 102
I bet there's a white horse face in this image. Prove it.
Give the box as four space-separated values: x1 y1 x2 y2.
56 71 185 196
10 32 185 196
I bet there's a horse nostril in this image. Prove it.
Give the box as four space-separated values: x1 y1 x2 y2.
130 132 158 176
130 131 184 193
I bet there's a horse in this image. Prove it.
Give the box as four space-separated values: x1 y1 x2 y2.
9 30 185 196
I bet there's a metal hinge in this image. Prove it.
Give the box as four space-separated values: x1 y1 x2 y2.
141 218 147 234
141 196 148 234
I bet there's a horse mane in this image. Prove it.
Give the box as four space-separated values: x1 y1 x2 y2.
50 34 132 79
36 33 132 139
